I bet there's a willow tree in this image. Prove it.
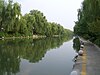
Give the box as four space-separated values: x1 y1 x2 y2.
3 0 13 32
0 0 5 31
12 2 21 34
19 17 28 35
23 13 35 35
0 0 3 26
29 10 48 35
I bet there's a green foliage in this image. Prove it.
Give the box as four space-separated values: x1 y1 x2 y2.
19 17 28 35
94 37 100 47
88 20 100 35
74 0 100 46
0 0 5 30
0 0 73 38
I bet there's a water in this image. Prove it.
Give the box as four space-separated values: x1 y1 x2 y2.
0 37 76 75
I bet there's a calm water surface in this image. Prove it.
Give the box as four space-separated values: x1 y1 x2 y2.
0 37 76 75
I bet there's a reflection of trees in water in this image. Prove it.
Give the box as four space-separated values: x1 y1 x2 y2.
0 36 72 75
19 37 71 63
0 42 20 75
73 37 80 52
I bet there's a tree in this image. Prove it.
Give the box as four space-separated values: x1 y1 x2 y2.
0 0 73 37
24 13 35 35
12 2 21 34
74 0 100 46
19 17 28 35
0 0 5 31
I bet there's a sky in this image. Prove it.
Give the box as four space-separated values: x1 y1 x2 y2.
13 0 83 31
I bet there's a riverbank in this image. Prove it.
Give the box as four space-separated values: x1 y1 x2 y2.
0 34 66 40
71 40 100 75
0 35 46 40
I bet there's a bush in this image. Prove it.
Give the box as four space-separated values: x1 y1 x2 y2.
94 38 100 47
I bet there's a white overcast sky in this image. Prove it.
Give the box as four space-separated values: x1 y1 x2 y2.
13 0 83 31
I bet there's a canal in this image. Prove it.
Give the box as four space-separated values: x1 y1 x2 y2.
0 37 76 75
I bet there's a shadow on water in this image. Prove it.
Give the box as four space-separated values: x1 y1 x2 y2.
71 37 84 75
73 37 81 53
0 36 72 75
71 37 81 72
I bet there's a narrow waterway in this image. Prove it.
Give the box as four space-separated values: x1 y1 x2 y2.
0 37 76 75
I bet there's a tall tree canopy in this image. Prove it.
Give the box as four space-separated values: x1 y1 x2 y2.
0 0 73 37
74 0 100 46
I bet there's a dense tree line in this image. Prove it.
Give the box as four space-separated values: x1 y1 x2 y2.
0 0 73 37
74 0 100 46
